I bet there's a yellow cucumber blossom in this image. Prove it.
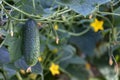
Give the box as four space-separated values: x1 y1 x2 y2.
49 63 60 76
90 18 104 32
54 24 58 30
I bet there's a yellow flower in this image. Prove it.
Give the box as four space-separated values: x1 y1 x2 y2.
115 55 119 62
28 73 37 80
49 63 60 76
85 63 91 70
54 24 58 30
20 69 26 75
90 18 104 32
38 57 42 62
52 48 58 54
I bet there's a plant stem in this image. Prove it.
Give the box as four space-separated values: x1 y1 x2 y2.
16 72 22 80
98 11 120 16
41 73 44 80
58 27 90 36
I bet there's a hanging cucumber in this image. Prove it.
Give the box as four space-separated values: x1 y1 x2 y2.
22 19 40 67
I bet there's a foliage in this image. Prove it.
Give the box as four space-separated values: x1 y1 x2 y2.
0 0 120 80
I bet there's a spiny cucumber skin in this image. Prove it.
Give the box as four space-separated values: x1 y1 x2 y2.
23 19 40 66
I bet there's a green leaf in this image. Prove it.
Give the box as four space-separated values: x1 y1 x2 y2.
20 0 57 16
15 58 43 75
99 66 118 80
114 6 120 14
66 64 89 80
0 29 7 36
58 45 86 69
66 56 86 64
0 63 17 79
57 0 110 16
58 45 76 61
113 7 120 27
60 55 86 69
20 0 44 15
3 66 16 79
40 35 46 53
13 23 23 35
0 46 10 66
69 29 102 56
4 35 22 62
12 0 58 17
13 0 20 2
0 0 2 4
47 44 56 51
0 73 4 80
39 0 57 9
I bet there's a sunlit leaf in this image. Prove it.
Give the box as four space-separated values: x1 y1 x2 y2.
57 0 110 16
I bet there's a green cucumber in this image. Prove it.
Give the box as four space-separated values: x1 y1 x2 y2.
22 19 40 66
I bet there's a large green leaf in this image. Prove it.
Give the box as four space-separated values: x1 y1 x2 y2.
59 45 86 69
3 66 17 79
66 64 89 80
15 58 43 75
39 0 57 9
21 0 44 15
4 35 22 62
19 0 57 17
58 45 76 61
69 29 102 56
113 7 120 27
40 35 47 53
60 55 86 69
99 66 118 80
0 47 10 66
65 56 86 64
0 29 7 36
57 0 110 16
0 73 4 80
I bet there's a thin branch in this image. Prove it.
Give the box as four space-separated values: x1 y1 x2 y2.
98 11 120 16
58 27 90 36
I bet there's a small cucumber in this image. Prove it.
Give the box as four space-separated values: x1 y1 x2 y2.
22 19 40 66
